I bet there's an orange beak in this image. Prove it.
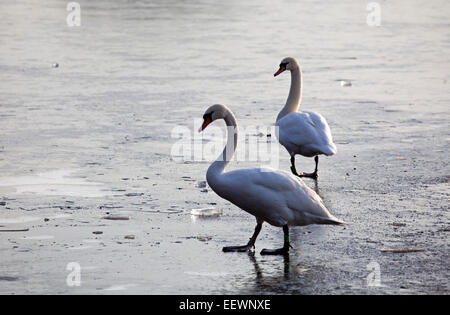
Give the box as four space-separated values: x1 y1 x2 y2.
274 65 286 77
199 116 212 132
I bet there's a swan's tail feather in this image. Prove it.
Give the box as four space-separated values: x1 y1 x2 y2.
322 143 337 156
314 215 347 226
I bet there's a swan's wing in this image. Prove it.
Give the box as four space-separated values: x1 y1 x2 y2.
214 168 340 226
277 111 336 156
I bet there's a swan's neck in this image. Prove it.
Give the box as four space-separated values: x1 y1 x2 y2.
206 112 238 184
276 67 302 122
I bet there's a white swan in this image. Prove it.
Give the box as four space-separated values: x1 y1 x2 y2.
199 104 344 255
274 57 337 179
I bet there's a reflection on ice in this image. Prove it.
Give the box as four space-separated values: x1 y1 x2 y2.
0 216 40 224
103 284 137 291
190 207 222 217
0 169 112 197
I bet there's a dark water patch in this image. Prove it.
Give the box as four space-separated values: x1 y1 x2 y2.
86 162 101 166
0 276 20 282
0 228 29 232
400 119 423 124
52 205 82 210
421 175 450 185
334 140 350 144
99 205 124 209
102 215 130 221
136 136 153 141
125 193 144 197
356 100 377 104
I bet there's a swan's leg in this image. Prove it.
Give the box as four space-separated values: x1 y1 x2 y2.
260 225 291 255
223 221 262 253
290 156 300 176
300 156 319 179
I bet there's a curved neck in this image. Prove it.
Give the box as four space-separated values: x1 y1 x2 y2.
276 67 302 122
206 111 238 180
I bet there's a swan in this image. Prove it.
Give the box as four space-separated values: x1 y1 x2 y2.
274 57 337 179
199 104 345 255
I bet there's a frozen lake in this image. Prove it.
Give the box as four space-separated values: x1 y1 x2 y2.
0 0 449 294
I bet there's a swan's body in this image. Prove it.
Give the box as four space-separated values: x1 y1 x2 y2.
274 57 336 178
208 166 340 227
276 111 336 158
200 104 344 255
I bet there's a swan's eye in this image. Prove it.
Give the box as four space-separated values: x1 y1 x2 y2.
280 62 288 68
203 112 213 120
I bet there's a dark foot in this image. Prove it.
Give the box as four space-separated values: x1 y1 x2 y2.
223 244 254 253
260 225 292 256
299 171 318 179
260 246 290 256
223 222 262 253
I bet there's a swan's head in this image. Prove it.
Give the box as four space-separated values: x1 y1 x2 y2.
199 104 229 132
274 57 299 76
